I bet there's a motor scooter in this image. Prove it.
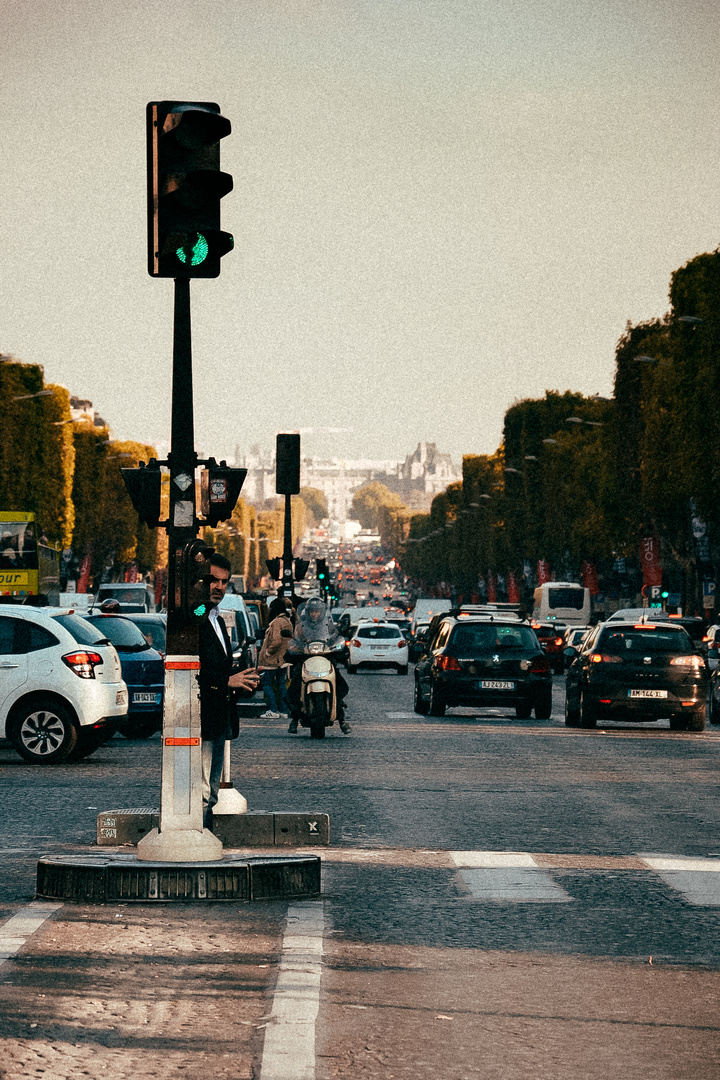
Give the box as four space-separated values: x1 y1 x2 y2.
298 640 345 739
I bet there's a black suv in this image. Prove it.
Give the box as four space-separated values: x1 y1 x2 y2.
413 615 552 719
565 620 707 730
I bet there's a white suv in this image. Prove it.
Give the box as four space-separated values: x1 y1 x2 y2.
0 606 128 764
347 620 409 675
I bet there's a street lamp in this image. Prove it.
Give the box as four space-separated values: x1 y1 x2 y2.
12 389 53 402
678 315 703 324
524 455 538 461
542 438 558 445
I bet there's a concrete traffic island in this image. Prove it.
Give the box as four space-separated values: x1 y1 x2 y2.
36 850 321 903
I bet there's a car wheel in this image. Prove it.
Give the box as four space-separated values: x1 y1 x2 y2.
534 687 553 721
398 665 409 676
429 681 446 717
68 723 115 761
687 707 706 732
413 679 429 715
579 689 597 729
11 698 79 764
564 692 580 727
709 695 720 725
515 700 533 719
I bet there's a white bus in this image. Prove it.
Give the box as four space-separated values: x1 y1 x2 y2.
532 582 590 627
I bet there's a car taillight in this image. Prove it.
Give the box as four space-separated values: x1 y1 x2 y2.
591 654 622 664
62 650 103 679
351 639 362 649
529 655 550 674
436 654 461 672
397 640 406 648
670 655 705 670
554 637 564 647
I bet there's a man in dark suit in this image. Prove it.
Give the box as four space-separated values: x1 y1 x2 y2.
199 553 259 830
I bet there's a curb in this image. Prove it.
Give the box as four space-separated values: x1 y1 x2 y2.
36 853 321 903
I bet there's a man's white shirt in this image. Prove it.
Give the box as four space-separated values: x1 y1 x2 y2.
208 606 228 653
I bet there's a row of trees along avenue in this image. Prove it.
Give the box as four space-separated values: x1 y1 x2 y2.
379 248 720 618
0 356 323 591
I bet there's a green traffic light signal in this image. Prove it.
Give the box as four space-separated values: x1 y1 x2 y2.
661 590 669 599
176 232 209 266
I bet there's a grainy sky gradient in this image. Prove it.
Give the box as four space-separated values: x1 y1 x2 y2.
2 0 719 464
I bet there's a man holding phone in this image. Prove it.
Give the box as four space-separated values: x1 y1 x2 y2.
199 552 259 830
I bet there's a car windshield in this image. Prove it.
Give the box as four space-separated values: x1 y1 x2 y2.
597 628 694 655
357 626 401 639
52 613 109 646
450 624 538 652
83 615 151 651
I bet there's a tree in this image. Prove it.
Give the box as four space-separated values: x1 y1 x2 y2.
350 482 403 531
299 486 328 525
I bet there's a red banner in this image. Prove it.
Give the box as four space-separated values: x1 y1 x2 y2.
77 554 92 594
154 567 165 608
537 560 551 585
581 561 599 595
639 536 662 587
487 572 497 603
125 563 138 583
507 571 520 604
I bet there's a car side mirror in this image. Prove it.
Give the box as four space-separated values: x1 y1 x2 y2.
564 646 577 659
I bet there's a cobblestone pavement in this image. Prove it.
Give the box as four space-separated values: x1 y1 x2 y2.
1 671 719 1077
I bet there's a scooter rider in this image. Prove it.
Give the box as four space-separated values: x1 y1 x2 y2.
286 597 351 734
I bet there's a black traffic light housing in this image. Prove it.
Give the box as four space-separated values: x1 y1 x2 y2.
200 459 247 527
147 100 233 278
276 433 301 495
266 557 281 580
121 460 162 528
294 558 310 581
176 539 214 620
316 558 328 585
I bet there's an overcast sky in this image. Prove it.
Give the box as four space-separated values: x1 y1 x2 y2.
2 0 719 466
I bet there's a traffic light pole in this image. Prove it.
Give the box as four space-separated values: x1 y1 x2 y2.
138 277 222 862
282 493 294 599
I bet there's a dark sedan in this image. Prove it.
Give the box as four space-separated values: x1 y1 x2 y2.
82 614 164 739
565 620 707 731
414 616 552 719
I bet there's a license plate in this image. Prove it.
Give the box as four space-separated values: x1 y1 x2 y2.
481 680 515 690
133 692 161 704
629 689 668 699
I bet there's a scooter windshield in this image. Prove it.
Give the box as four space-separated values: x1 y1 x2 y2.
293 598 340 648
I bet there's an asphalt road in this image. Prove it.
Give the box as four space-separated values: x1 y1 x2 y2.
1 670 719 1078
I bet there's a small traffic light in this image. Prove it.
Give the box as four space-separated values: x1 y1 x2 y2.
294 558 310 581
177 539 214 619
316 558 328 583
200 459 247 527
266 557 281 580
147 100 233 278
276 433 301 495
121 460 162 527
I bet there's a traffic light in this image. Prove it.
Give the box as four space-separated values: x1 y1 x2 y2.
276 433 301 495
176 539 214 619
147 101 233 278
121 460 162 528
316 558 328 585
266 557 281 580
200 459 247 527
294 558 310 581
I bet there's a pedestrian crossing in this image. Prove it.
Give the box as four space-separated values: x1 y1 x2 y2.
288 846 720 906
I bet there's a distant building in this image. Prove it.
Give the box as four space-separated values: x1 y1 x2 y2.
69 396 107 428
236 442 460 522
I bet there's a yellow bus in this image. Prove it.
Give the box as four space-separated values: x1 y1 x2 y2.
0 512 60 602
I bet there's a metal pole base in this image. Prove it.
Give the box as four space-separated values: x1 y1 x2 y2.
136 826 222 863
